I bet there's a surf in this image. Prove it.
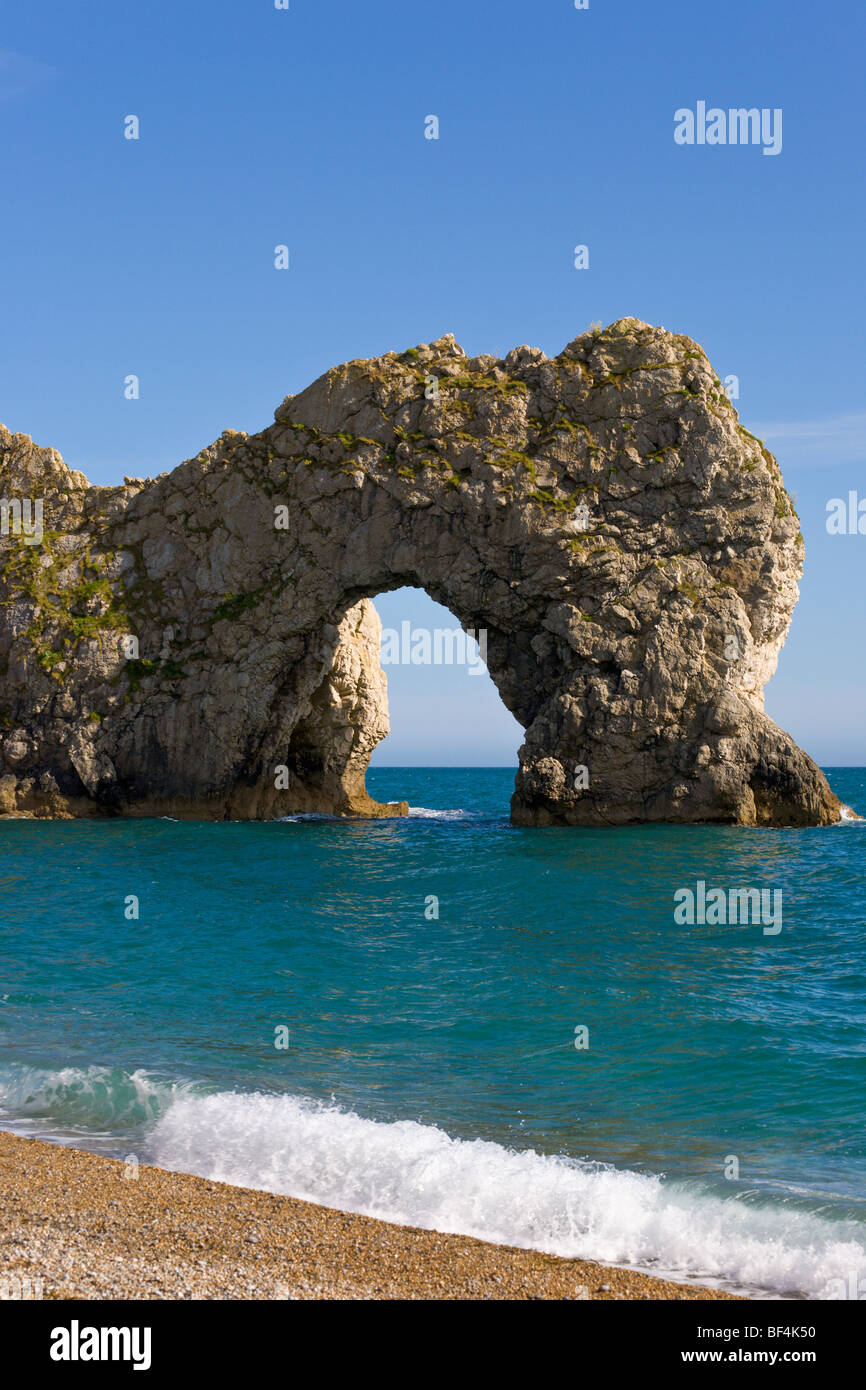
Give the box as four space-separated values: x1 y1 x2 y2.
2 1063 864 1301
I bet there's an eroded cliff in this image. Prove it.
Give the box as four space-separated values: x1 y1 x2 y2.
0 318 840 825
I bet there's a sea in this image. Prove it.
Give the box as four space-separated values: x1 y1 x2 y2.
1 766 864 1300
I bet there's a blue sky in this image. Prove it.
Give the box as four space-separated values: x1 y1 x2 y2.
1 0 863 764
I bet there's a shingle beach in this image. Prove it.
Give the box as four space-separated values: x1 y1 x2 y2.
0 1131 738 1301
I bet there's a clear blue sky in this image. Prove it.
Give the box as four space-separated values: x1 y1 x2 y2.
1 0 863 764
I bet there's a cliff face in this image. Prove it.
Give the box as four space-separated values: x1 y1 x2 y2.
0 434 404 820
0 318 839 825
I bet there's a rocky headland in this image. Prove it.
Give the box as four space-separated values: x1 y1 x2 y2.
0 318 840 826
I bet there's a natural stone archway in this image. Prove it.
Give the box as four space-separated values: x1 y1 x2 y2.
0 318 840 826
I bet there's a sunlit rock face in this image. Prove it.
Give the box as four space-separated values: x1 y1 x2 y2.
0 319 839 825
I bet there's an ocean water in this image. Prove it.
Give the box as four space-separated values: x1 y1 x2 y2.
1 766 865 1300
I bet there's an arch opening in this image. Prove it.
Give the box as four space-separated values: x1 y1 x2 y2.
368 585 523 770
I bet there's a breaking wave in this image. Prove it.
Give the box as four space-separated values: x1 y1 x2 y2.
2 1064 864 1300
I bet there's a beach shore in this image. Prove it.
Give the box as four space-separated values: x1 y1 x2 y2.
0 1131 739 1301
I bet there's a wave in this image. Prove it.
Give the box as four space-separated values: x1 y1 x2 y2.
2 1064 862 1299
272 804 484 822
147 1091 866 1299
0 1063 190 1134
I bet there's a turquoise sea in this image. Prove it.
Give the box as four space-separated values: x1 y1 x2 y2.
1 767 864 1299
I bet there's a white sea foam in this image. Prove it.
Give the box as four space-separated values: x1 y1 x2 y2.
146 1086 866 1300
3 1065 864 1298
272 806 477 822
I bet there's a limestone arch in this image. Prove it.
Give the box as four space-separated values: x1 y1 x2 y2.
0 319 840 826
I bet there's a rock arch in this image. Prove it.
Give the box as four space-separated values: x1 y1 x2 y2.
0 319 840 825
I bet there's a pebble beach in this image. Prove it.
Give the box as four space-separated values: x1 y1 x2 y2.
0 1131 737 1301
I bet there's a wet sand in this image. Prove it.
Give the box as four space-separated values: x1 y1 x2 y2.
0 1130 739 1301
